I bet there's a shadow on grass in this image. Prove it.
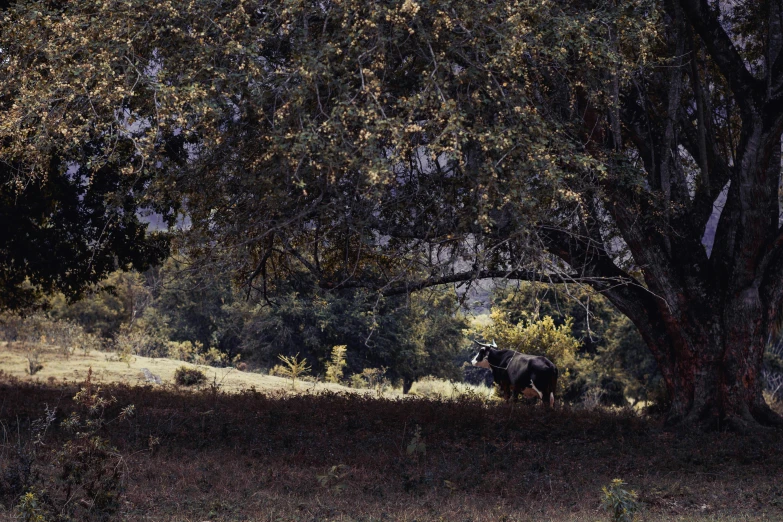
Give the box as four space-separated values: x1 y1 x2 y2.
1 375 782 521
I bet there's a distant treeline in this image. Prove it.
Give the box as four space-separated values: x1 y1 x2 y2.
0 255 692 404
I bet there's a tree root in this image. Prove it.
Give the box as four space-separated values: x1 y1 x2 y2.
665 401 782 432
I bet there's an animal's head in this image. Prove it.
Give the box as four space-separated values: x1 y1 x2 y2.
471 339 497 369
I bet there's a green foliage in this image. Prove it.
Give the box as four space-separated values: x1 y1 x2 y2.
154 257 243 358
0 312 100 358
241 285 467 387
174 366 208 387
15 491 48 522
49 270 153 339
350 368 391 397
325 345 348 383
484 285 659 406
601 479 640 522
275 353 312 390
53 372 128 520
6 0 783 423
408 377 491 400
0 0 657 307
5 370 131 521
473 309 579 368
0 165 167 312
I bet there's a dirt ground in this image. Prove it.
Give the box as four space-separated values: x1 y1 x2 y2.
1 367 782 522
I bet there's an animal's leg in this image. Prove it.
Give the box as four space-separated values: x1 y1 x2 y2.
502 383 511 402
529 376 544 405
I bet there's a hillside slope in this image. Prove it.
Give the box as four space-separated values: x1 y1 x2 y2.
0 342 374 395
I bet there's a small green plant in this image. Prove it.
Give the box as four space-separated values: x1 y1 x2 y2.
15 491 48 522
324 345 348 383
275 353 311 390
601 478 640 522
316 464 350 494
118 344 135 368
349 373 366 388
174 366 208 386
361 367 390 397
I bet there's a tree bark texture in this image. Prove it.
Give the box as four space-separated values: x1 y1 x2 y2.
557 0 783 427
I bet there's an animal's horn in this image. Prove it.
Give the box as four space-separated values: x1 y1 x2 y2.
473 339 494 348
491 339 497 348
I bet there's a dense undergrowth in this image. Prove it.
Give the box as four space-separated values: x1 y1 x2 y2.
1 375 782 521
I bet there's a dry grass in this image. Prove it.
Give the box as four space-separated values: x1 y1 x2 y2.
409 376 493 399
0 341 386 395
1 371 782 522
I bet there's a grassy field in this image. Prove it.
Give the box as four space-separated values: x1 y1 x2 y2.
1 343 783 521
0 342 489 400
0 341 375 395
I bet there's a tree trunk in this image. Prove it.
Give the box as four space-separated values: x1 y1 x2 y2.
617 280 781 430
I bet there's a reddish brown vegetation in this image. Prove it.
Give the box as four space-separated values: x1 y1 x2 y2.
1 378 782 521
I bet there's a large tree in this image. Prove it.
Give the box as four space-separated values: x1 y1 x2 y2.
3 0 783 427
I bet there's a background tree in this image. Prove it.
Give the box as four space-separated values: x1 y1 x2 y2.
49 271 153 339
238 282 467 389
0 163 167 311
5 0 783 427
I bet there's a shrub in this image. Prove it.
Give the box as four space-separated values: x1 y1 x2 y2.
275 353 311 390
349 373 366 388
165 340 239 367
474 312 579 368
601 479 640 522
174 366 208 387
112 323 166 360
325 345 348 383
348 368 391 396
6 369 132 521
15 491 48 522
0 312 101 358
316 464 351 494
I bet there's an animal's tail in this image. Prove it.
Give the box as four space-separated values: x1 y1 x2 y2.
549 366 558 407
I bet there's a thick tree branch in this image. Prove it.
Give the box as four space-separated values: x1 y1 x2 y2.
677 108 732 234
678 0 763 117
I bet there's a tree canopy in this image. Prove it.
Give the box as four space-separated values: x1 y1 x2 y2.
4 0 783 427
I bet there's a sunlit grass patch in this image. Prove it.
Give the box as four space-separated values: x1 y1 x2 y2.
407 376 494 400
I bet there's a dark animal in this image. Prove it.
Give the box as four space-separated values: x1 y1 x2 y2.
471 340 558 406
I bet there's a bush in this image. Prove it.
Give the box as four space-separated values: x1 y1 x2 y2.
348 368 391 396
273 353 311 390
174 366 207 387
5 370 132 522
325 345 348 383
601 479 640 522
472 312 579 395
0 312 101 357
165 340 238 367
